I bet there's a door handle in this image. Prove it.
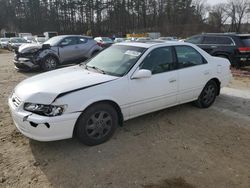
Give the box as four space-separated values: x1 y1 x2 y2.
169 78 177 83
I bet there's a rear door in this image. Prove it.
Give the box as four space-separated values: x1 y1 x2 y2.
58 37 79 62
76 37 90 59
175 45 211 103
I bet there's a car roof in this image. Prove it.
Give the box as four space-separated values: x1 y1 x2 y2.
198 33 250 37
114 41 185 48
55 35 93 39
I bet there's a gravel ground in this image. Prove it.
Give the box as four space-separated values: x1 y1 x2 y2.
0 52 250 188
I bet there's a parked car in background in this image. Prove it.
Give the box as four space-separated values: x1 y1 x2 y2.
158 37 178 41
94 37 114 48
0 38 10 49
114 38 125 43
13 35 102 71
136 37 151 42
185 33 250 67
7 37 29 51
34 37 46 44
9 42 231 145
18 33 32 38
44 31 58 40
23 36 35 43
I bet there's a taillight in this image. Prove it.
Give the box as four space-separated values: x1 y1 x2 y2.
238 47 250 53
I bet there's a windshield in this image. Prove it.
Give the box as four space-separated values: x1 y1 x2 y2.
85 45 146 77
11 38 27 43
44 36 63 46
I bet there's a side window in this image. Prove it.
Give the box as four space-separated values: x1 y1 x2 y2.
216 37 234 45
175 46 206 68
78 37 87 44
60 37 78 46
140 47 175 74
185 36 203 44
203 36 217 44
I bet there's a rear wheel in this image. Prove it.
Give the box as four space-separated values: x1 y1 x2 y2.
41 56 58 71
75 103 118 146
194 80 218 108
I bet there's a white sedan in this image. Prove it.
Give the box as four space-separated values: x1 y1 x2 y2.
8 42 232 145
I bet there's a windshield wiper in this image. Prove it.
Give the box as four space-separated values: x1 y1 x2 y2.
85 65 106 74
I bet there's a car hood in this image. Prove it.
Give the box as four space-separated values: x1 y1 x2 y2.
14 66 118 104
18 43 42 53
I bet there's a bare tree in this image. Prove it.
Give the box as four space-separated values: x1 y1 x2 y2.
208 3 229 32
226 0 250 32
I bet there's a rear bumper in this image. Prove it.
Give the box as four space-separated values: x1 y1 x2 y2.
233 55 250 66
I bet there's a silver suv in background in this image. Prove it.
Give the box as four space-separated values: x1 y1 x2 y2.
14 35 102 71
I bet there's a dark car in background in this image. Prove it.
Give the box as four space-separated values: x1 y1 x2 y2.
14 35 102 71
7 37 29 51
185 33 250 67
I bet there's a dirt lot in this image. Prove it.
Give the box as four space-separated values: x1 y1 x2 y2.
0 52 250 188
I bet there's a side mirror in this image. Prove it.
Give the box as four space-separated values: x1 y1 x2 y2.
132 69 152 79
42 44 51 49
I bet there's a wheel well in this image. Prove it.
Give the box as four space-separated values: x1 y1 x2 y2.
73 100 124 137
43 54 59 64
210 78 221 96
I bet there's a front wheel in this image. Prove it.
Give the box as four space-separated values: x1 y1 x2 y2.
41 56 58 71
75 103 118 146
194 80 218 108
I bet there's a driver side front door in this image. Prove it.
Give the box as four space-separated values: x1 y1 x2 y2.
59 37 79 63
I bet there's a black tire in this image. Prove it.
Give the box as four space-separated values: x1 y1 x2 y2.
194 80 218 108
41 56 58 71
75 103 118 146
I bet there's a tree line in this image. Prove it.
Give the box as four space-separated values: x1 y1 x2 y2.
0 0 249 37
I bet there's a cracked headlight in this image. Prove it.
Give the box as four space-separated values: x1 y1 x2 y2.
24 103 67 116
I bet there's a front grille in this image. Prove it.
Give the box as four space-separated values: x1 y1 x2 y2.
12 94 22 108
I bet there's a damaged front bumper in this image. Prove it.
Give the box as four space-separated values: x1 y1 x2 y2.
13 53 40 70
8 95 80 141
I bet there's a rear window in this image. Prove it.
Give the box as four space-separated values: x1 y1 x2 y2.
240 36 250 46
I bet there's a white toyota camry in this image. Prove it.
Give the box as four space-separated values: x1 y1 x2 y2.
8 42 232 145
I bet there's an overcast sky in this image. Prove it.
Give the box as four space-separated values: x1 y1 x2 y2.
207 0 228 5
